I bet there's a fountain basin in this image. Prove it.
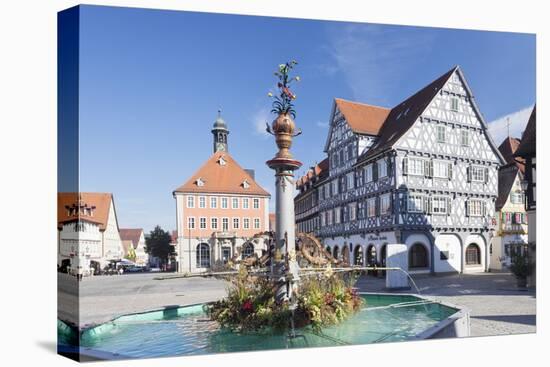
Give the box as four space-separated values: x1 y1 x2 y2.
58 293 469 360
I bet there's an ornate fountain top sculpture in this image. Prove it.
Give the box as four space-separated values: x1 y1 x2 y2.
266 61 302 164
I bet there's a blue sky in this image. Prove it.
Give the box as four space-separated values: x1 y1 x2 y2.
74 5 535 232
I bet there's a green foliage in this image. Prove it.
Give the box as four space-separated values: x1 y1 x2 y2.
206 268 363 332
145 225 174 264
510 249 533 279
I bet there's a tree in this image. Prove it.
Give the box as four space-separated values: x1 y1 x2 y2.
145 226 174 265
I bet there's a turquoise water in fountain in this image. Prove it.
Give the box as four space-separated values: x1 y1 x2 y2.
59 294 458 359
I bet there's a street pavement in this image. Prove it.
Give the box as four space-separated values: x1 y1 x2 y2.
58 271 535 337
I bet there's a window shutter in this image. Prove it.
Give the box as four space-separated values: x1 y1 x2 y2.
482 201 487 216
424 196 431 214
402 194 408 213
447 197 452 215
467 165 472 182
389 194 393 213
465 200 470 217
375 196 380 216
373 162 378 181
448 162 453 180
484 168 489 184
426 160 430 177
402 157 408 175
387 157 393 175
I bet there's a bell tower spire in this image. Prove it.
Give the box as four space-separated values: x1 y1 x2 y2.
212 109 229 153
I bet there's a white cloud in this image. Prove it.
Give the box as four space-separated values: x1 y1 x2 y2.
316 120 329 128
487 105 534 145
321 23 435 105
252 108 271 138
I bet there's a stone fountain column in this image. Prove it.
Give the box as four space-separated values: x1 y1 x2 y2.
267 113 302 304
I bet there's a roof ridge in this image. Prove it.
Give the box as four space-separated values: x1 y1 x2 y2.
334 97 391 111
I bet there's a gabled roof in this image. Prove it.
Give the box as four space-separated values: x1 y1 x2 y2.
515 105 536 157
496 166 521 211
58 193 114 231
174 151 270 196
296 158 329 189
119 228 143 249
498 137 525 173
334 98 390 135
358 66 457 162
356 65 506 165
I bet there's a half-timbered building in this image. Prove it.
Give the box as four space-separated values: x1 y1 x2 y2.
296 66 505 274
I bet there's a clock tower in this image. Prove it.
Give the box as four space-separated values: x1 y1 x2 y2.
212 110 229 153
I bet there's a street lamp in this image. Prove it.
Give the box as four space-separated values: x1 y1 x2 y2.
520 178 529 211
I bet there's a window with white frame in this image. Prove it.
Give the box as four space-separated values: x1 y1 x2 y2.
243 218 250 229
199 217 207 229
510 191 523 205
187 217 195 229
432 197 448 215
187 196 195 208
347 172 355 190
253 218 260 229
222 218 229 231
210 196 217 209
251 198 258 209
334 207 341 224
433 160 449 178
326 210 333 225
232 197 239 209
211 217 218 230
407 194 424 213
380 193 391 215
367 198 377 217
233 218 240 229
461 130 470 147
365 164 373 182
199 196 206 208
378 159 388 178
470 166 485 182
437 125 446 143
332 180 339 195
243 198 249 209
450 97 459 112
349 202 357 221
221 197 228 209
408 158 424 176
468 200 484 217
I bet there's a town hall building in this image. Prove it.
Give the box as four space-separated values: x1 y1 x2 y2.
173 113 271 273
295 66 506 274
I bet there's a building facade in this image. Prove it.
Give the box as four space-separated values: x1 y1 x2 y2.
296 66 505 274
57 193 124 275
514 105 536 286
489 138 528 270
173 114 271 273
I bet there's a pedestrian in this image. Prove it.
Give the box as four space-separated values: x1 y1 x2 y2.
77 266 83 281
119 267 124 275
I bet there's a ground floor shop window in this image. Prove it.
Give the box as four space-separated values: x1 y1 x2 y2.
465 243 481 265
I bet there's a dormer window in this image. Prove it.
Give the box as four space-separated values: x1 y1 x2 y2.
242 179 250 189
196 177 205 187
217 155 227 166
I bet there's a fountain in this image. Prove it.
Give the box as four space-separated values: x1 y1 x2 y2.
57 61 470 361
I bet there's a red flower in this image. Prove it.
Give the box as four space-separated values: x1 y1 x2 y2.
242 300 254 313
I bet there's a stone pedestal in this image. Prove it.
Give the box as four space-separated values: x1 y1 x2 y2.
385 243 410 289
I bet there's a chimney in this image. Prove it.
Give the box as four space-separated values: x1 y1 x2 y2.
245 169 255 180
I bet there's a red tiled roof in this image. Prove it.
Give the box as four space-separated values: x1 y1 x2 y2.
334 98 391 135
174 151 270 196
119 228 143 249
296 158 329 188
58 193 114 231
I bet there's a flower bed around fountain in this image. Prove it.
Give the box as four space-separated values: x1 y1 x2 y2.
207 267 363 332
